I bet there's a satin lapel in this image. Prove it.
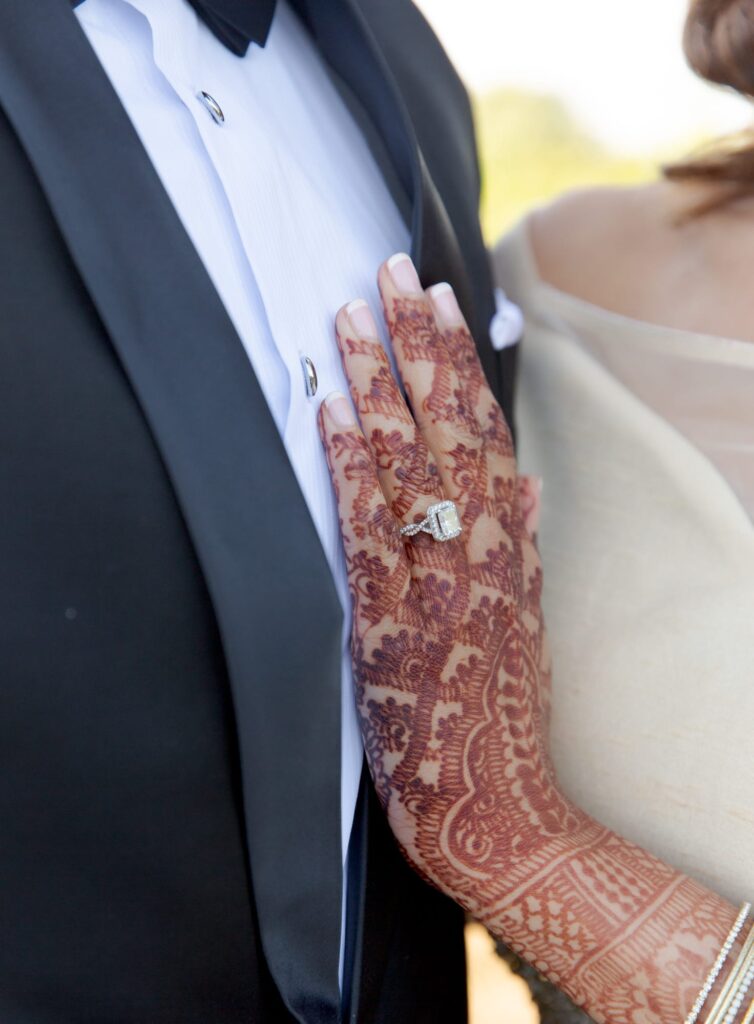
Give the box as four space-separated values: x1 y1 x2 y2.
0 4 342 1021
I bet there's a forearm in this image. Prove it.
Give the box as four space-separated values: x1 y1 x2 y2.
478 810 739 1024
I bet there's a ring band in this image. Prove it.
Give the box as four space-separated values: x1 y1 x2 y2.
399 500 462 542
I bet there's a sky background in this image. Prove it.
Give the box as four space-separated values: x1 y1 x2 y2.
415 0 751 153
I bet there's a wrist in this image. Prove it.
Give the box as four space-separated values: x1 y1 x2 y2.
476 816 737 1024
474 797 606 932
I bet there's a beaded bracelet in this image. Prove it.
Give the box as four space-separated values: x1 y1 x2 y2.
685 904 751 1024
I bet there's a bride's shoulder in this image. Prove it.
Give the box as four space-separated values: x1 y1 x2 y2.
521 180 754 339
526 182 673 307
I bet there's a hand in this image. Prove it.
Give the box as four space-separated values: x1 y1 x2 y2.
318 253 572 915
320 254 737 1024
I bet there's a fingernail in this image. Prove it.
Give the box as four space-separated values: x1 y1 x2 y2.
324 390 355 428
429 282 463 327
347 299 378 337
387 252 422 294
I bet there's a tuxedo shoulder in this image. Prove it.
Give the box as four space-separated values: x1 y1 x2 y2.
528 182 672 304
355 0 479 201
355 0 471 110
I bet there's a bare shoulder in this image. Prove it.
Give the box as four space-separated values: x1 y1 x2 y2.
527 180 754 340
528 183 674 308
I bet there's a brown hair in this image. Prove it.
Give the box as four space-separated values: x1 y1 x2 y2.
664 0 754 214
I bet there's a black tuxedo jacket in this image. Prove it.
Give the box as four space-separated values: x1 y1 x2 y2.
0 1 516 1021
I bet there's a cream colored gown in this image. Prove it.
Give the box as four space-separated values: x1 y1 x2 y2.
493 220 754 902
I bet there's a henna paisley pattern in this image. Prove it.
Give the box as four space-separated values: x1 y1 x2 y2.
319 260 739 1024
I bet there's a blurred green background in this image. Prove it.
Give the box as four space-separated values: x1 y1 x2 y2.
473 88 659 243
414 0 750 246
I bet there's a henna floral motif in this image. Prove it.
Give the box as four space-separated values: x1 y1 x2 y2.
320 273 738 1024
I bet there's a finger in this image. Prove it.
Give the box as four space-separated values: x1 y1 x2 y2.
377 256 484 515
430 284 540 598
426 279 524 557
318 391 411 627
335 300 443 531
427 281 516 471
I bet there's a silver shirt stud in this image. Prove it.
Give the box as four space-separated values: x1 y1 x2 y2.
198 91 225 125
301 355 318 398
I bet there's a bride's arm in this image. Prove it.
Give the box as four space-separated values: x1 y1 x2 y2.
319 256 749 1024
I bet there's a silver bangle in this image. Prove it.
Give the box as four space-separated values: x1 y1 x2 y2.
704 921 754 1024
685 902 751 1024
721 945 754 1024
739 995 754 1024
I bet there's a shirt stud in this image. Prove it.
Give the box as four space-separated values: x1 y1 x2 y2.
301 355 318 398
198 91 225 125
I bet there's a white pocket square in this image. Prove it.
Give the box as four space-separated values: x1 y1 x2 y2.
490 287 524 351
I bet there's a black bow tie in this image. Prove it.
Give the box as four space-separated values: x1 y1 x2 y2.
71 0 277 55
185 0 277 53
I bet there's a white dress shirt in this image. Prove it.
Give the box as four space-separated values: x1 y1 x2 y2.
75 0 410 965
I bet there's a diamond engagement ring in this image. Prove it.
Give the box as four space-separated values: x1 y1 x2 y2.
399 500 462 542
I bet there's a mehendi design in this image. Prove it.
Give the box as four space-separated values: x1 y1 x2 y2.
324 291 738 1024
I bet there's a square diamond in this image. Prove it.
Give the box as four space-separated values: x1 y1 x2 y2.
430 501 462 541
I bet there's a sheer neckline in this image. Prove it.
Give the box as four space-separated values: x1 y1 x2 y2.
508 217 754 369
498 216 754 524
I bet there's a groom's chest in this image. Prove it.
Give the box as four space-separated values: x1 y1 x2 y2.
76 0 413 600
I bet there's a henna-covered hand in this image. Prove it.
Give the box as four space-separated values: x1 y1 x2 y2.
319 254 739 1024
